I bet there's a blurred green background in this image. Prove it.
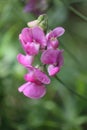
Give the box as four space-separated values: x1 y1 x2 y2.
0 0 87 130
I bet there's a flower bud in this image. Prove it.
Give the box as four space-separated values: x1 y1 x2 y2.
27 14 48 32
38 14 48 32
27 20 38 28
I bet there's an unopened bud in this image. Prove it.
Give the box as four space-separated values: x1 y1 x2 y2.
38 14 48 32
27 14 48 32
27 20 39 28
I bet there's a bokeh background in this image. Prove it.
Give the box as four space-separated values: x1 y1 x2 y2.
0 0 87 130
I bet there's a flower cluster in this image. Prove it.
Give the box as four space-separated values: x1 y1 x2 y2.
17 16 65 99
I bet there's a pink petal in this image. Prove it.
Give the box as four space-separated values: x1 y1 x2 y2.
23 82 46 99
57 50 64 67
19 28 32 44
51 39 59 49
52 27 65 37
47 39 59 49
17 53 34 67
34 69 50 84
25 42 40 55
32 27 47 47
41 49 59 64
46 27 65 39
48 65 60 76
18 82 30 92
19 34 24 45
24 72 35 82
24 68 50 84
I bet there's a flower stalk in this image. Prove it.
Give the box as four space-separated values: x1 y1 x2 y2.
55 75 87 101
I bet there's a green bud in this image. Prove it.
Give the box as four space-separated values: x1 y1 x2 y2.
27 14 48 33
38 14 48 32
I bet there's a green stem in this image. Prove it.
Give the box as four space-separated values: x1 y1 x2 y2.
60 41 80 64
55 75 87 101
69 6 87 22
60 40 85 72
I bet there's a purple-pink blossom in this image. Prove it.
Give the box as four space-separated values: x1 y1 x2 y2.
18 82 46 99
41 49 64 76
19 27 46 55
24 0 48 15
46 27 65 49
17 53 34 67
17 16 65 99
24 67 50 84
18 67 50 99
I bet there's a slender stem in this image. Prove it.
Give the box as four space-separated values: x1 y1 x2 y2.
60 40 85 72
55 75 87 101
69 6 87 22
60 41 80 64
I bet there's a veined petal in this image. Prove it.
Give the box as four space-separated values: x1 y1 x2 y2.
47 39 59 49
52 27 65 37
19 27 32 43
48 65 60 76
18 82 30 92
17 53 34 67
32 27 47 47
24 67 50 84
34 68 50 84
23 82 46 99
41 49 59 64
24 72 35 82
25 42 40 55
46 27 65 39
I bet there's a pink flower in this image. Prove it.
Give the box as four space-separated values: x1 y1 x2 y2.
18 82 46 99
46 27 65 49
19 27 46 55
41 49 64 76
24 67 50 85
24 0 48 15
18 67 50 99
17 53 34 67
